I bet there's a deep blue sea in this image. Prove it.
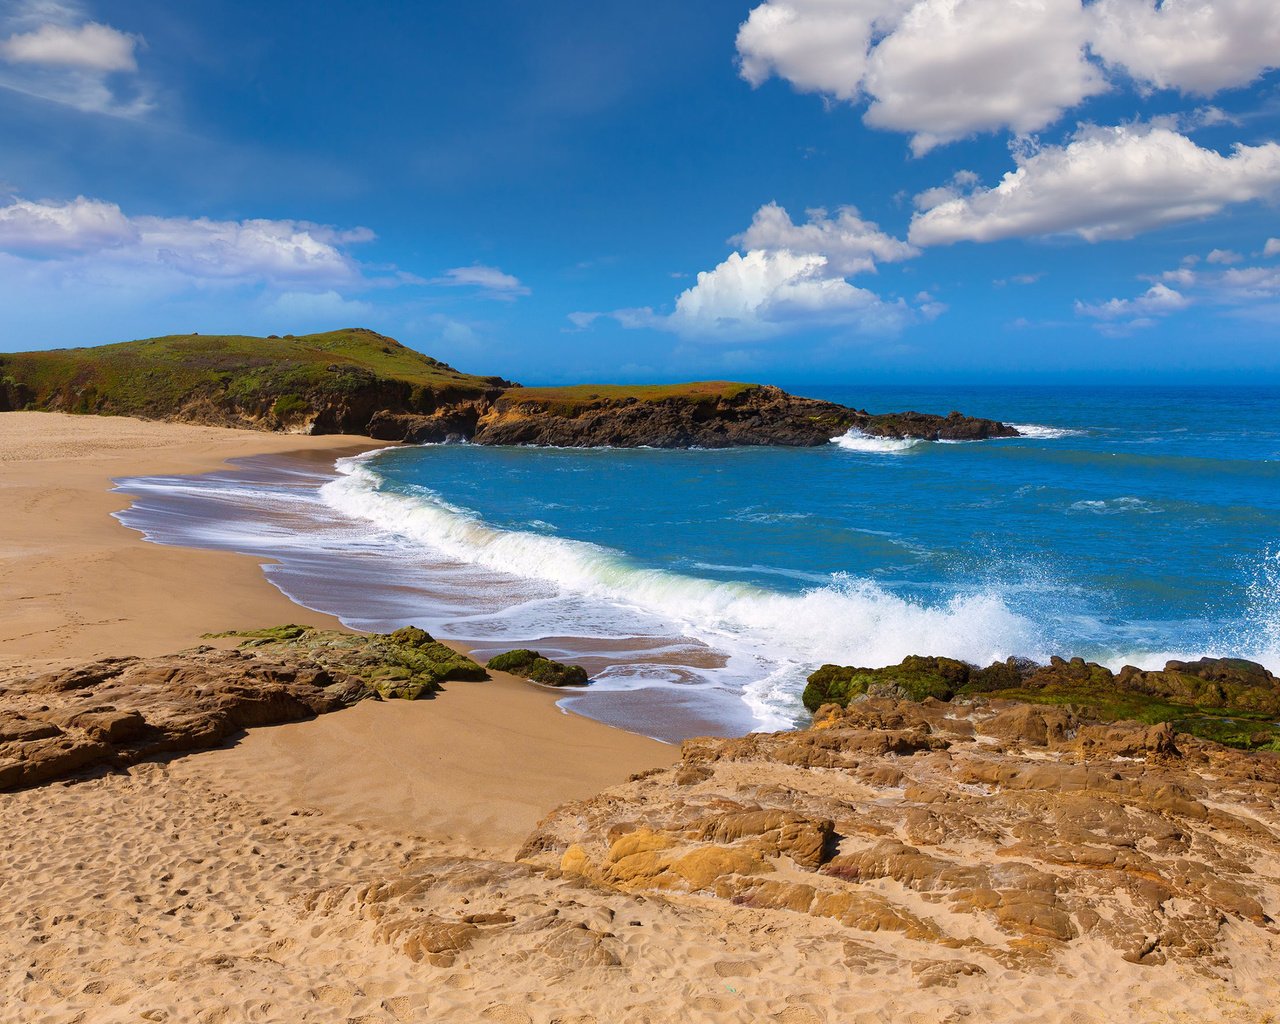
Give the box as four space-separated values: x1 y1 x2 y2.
115 385 1280 739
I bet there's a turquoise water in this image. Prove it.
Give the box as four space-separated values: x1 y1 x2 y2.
116 385 1280 738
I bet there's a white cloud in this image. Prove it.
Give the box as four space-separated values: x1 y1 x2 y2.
1264 238 1280 257
1089 0 1280 95
736 0 912 102
1218 265 1280 300
664 248 913 339
433 264 530 299
1074 281 1192 337
0 195 381 300
909 124 1280 245
1076 282 1191 321
730 201 917 274
0 2 150 115
0 194 134 253
736 0 1280 152
862 0 1103 154
738 0 1101 152
1 19 137 71
580 200 925 341
1206 248 1243 265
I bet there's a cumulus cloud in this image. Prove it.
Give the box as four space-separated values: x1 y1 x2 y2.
1265 238 1280 257
664 249 914 339
1089 0 1280 95
730 202 918 274
432 264 530 298
580 201 926 341
737 0 912 102
0 1 150 115
736 0 1280 152
1206 248 1243 265
862 0 1103 154
909 124 1280 245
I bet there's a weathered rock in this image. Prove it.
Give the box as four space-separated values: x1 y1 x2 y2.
0 625 487 790
520 696 1280 974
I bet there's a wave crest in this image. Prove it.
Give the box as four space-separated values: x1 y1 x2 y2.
831 428 924 454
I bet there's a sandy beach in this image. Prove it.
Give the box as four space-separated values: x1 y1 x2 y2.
3 411 1279 1024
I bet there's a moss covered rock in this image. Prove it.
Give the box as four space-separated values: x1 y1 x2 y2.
487 649 589 687
209 624 487 700
802 653 1280 751
802 656 969 711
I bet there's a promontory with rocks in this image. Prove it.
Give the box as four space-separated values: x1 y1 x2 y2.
0 328 1018 447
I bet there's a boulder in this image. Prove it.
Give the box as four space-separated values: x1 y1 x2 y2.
486 649 589 687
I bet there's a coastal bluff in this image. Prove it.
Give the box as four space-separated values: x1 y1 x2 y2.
0 328 1018 447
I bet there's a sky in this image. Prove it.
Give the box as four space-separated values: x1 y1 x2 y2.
1 0 1279 384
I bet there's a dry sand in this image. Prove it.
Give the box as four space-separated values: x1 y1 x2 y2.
2 411 1275 1024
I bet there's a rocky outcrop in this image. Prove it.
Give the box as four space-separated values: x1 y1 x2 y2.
486 649 590 687
0 625 486 790
520 696 1280 972
803 654 1280 750
465 384 1018 449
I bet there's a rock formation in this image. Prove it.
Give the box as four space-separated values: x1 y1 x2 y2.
520 696 1280 973
486 649 590 687
803 654 1280 750
0 625 485 791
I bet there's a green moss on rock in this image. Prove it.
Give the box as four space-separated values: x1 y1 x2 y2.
207 624 487 700
486 649 590 687
802 655 968 710
802 653 1280 751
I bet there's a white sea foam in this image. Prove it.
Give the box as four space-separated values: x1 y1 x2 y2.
830 428 924 454
320 456 1047 726
1010 423 1084 439
1069 496 1162 515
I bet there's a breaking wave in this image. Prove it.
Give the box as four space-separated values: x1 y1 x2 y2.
830 428 924 454
320 454 1048 725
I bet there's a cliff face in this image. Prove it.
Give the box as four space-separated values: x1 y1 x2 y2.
0 330 1019 446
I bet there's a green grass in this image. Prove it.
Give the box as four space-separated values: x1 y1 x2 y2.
0 328 505 421
497 381 756 416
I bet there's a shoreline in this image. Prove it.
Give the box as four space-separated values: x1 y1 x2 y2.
0 410 676 847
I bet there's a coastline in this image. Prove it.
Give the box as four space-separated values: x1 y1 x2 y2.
0 410 676 841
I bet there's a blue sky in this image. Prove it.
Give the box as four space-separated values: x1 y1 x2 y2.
1 0 1278 383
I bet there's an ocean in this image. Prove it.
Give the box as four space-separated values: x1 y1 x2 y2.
114 385 1280 741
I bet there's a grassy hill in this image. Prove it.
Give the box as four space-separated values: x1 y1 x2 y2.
0 329 511 431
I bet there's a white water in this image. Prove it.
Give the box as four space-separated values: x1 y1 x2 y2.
1009 422 1084 439
830 428 925 453
320 453 1048 727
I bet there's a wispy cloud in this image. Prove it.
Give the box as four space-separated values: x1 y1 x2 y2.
431 264 530 299
0 1 153 116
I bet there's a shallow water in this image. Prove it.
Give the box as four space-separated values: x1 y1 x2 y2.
114 385 1280 740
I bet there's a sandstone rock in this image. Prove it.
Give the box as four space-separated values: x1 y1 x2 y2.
0 626 486 790
518 695 1280 975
